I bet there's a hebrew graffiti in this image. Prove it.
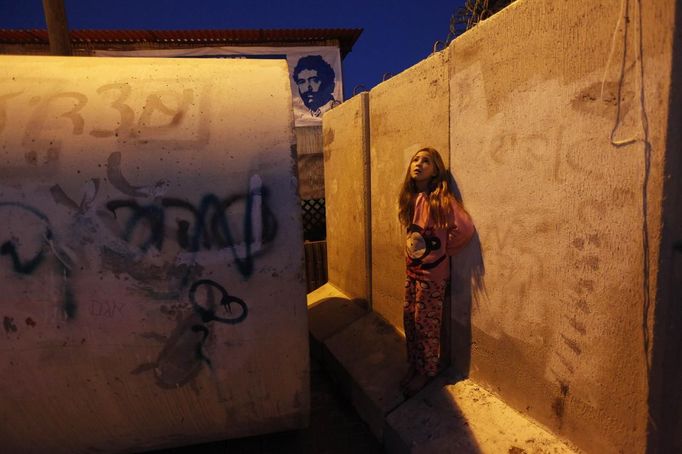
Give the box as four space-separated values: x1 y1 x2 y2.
1 170 277 322
106 175 277 279
1 83 210 166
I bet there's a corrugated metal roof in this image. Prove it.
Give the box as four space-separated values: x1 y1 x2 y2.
0 28 363 57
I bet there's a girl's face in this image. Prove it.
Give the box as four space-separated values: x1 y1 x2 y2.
410 151 437 183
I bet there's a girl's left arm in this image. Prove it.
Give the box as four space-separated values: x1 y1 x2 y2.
446 200 475 256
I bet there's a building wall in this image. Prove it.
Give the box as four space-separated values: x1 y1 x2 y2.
448 0 675 452
0 39 341 56
322 93 371 301
368 51 450 329
0 55 309 453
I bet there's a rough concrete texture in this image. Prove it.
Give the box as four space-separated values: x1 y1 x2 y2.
447 0 677 452
385 372 578 454
322 93 371 302
324 312 408 440
369 51 450 329
0 55 308 453
307 283 368 359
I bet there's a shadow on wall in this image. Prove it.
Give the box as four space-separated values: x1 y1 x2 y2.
647 1 682 450
445 171 486 377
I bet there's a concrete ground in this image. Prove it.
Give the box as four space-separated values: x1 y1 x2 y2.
143 354 383 454
144 283 579 454
306 285 580 454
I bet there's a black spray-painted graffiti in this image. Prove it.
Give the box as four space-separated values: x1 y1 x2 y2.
0 202 52 274
189 279 248 325
0 202 77 319
106 186 277 279
132 279 247 388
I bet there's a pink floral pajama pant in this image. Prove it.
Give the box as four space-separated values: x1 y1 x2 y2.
404 277 447 377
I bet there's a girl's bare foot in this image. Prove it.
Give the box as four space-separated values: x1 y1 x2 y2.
400 366 416 389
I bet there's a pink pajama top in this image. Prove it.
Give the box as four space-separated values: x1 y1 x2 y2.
405 192 475 282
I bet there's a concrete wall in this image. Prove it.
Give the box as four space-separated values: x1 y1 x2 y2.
0 55 309 453
369 51 450 329
322 93 370 301
315 0 680 452
448 0 676 452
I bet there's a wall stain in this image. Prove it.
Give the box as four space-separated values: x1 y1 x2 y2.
322 127 335 149
576 255 600 271
131 312 211 389
576 279 595 294
570 81 633 118
551 381 570 421
571 238 585 250
560 333 582 355
575 298 591 314
3 316 17 333
587 233 601 247
553 353 575 374
564 315 587 335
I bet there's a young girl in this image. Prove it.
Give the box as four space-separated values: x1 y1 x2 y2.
398 147 474 396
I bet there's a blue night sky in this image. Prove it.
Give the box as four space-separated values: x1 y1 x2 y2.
1 0 468 99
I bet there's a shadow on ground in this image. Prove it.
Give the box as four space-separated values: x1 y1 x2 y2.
143 355 383 454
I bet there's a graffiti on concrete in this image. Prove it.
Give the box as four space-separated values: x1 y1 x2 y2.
0 202 78 319
22 92 88 165
548 228 601 424
106 152 169 198
189 279 248 325
131 279 248 388
0 202 52 274
49 179 100 214
89 301 126 318
131 314 213 389
1 170 276 323
106 175 277 279
1 84 210 165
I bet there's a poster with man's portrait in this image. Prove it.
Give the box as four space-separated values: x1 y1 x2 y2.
96 46 344 127
286 49 343 126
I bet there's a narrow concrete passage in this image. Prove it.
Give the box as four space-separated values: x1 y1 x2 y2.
144 355 382 454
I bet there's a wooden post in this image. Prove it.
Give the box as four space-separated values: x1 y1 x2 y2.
42 0 72 56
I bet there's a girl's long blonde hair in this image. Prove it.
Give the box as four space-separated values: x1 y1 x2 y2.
398 147 462 228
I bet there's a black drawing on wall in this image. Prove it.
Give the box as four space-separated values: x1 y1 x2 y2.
189 279 248 325
131 279 248 389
